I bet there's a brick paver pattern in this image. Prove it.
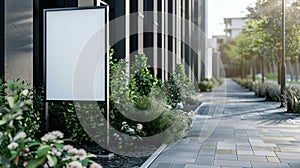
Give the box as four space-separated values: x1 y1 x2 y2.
149 79 300 168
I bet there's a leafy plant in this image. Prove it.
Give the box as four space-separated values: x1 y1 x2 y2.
0 80 41 138
163 64 194 107
129 53 158 99
198 77 222 92
0 81 102 168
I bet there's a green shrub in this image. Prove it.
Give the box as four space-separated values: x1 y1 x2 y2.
162 64 194 107
134 96 151 111
210 77 220 86
0 80 41 138
217 78 225 85
285 86 300 112
163 75 183 106
130 53 158 99
109 53 193 145
0 81 101 168
265 85 280 102
255 83 266 97
143 108 192 144
198 79 213 92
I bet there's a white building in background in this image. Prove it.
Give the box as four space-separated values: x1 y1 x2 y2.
224 17 247 38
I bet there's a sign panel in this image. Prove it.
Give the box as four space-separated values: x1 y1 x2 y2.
44 7 108 101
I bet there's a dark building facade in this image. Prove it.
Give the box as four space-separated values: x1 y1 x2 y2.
1 0 208 86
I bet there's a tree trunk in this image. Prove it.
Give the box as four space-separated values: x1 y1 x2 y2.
278 63 281 85
262 56 265 83
296 57 299 81
252 57 256 82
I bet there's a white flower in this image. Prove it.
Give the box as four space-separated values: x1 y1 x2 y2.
0 132 3 139
51 131 64 139
56 151 62 157
63 145 74 151
13 132 27 141
7 142 19 150
41 133 57 142
76 149 87 160
68 148 78 154
137 124 143 130
23 161 28 167
69 161 83 168
41 131 64 142
43 163 49 168
68 148 79 160
122 121 127 126
89 163 102 168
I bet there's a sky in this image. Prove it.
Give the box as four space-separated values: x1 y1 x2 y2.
208 0 257 38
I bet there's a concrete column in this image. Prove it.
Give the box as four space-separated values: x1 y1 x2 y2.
153 0 158 76
188 0 192 80
172 0 176 71
201 0 208 80
157 0 164 81
164 0 168 80
177 0 182 65
138 0 144 53
125 0 130 73
181 0 185 67
0 0 4 76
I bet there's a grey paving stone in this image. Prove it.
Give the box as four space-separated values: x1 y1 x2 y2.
155 155 196 163
156 163 172 168
217 142 236 150
289 163 300 168
196 156 214 165
149 79 300 168
214 160 251 167
215 154 237 161
237 155 267 162
276 152 299 160
237 150 254 155
253 150 276 156
236 146 252 151
251 161 290 168
171 164 185 168
199 149 216 155
184 165 220 168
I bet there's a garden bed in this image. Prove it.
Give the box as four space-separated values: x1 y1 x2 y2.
77 143 158 168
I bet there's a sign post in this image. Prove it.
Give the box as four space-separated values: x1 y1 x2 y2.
44 6 109 139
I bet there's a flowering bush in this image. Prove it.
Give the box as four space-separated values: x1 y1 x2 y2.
121 122 145 139
0 80 102 168
112 122 145 149
0 130 102 168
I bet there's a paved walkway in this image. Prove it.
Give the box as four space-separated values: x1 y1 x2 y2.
149 79 300 168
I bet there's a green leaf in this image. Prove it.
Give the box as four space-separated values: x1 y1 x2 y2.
0 120 7 126
80 158 89 166
7 96 14 108
46 154 58 167
37 145 51 157
10 150 18 159
28 141 41 148
21 89 29 96
27 156 47 168
1 156 10 168
54 144 64 151
7 81 15 91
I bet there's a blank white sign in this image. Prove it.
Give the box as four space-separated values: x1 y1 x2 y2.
45 7 108 101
